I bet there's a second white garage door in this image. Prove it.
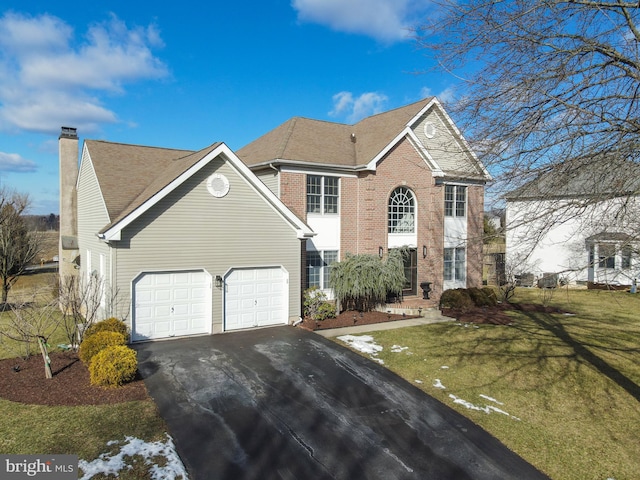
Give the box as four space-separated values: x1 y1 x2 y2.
225 267 288 331
132 270 212 342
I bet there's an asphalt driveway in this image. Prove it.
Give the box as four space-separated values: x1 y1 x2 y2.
135 326 549 480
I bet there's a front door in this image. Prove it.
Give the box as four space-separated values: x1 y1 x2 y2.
402 249 417 296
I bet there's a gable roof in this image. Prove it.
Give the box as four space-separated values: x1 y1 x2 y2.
83 140 314 241
505 156 640 201
237 97 489 180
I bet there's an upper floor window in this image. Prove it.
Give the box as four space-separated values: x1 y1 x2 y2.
445 185 466 217
388 187 415 233
307 175 339 214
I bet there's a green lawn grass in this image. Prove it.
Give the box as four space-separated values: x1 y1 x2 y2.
335 288 640 480
1 273 171 479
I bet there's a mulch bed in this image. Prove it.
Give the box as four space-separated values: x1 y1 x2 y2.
299 309 418 331
441 302 568 325
0 351 149 406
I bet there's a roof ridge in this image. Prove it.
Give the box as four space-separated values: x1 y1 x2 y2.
277 118 298 159
354 97 434 126
86 139 194 154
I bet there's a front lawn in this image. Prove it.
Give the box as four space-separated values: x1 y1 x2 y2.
334 288 640 480
0 273 180 479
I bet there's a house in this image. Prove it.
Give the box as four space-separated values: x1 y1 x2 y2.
237 97 491 302
58 128 314 342
505 156 640 287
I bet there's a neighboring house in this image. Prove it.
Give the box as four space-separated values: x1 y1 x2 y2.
505 157 640 286
237 97 491 302
59 128 314 342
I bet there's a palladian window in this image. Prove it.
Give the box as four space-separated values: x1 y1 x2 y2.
388 187 415 234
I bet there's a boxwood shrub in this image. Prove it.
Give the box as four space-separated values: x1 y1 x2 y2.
79 331 126 366
89 345 138 388
84 317 129 341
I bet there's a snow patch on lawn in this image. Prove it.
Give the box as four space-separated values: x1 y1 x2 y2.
479 394 504 405
79 434 188 480
390 345 409 353
338 335 385 364
449 394 520 421
433 379 446 389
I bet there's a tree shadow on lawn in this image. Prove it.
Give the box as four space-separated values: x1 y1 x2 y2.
517 311 640 403
443 304 640 403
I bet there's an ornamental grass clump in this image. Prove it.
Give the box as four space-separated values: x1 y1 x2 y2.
330 249 405 312
78 331 126 365
88 345 137 388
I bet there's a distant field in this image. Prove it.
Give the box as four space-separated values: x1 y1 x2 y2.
35 230 58 263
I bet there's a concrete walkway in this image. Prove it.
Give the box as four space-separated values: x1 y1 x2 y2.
314 313 454 337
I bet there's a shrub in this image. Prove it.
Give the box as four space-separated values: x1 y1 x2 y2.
467 287 498 307
89 345 138 388
439 288 475 310
304 287 337 321
84 317 129 341
481 287 498 304
330 249 405 312
79 331 126 365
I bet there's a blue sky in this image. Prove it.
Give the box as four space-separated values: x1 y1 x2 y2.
0 0 456 215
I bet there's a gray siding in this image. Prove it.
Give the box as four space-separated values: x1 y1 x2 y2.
255 169 280 196
76 149 117 319
112 156 303 333
413 109 481 176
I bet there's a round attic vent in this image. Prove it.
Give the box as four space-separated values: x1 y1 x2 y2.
207 173 230 198
423 121 436 139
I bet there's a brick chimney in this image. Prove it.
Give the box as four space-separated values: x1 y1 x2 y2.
59 127 79 280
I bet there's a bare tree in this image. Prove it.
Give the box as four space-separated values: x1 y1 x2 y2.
0 191 41 304
56 274 125 348
416 1 640 206
0 290 59 378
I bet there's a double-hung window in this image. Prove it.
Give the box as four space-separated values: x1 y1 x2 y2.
307 175 339 214
444 247 466 281
598 244 616 269
307 250 338 290
445 185 467 217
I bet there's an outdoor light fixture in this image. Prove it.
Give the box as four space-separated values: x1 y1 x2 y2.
379 246 384 258
215 275 223 288
423 245 427 258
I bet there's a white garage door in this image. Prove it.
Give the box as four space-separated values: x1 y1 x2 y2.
225 267 288 331
132 270 212 341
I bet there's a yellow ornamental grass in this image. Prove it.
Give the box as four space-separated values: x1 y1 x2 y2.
78 331 126 365
89 345 138 388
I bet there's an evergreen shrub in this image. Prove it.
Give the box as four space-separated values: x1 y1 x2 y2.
303 287 337 321
439 288 475 310
79 331 126 365
84 317 129 341
88 345 138 388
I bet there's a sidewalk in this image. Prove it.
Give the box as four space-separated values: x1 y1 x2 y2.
314 313 454 338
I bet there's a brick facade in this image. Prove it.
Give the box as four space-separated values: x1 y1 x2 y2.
276 136 484 304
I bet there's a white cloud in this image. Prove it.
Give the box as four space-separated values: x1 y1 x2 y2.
0 151 38 172
330 91 388 123
420 86 456 104
0 12 168 134
292 0 432 42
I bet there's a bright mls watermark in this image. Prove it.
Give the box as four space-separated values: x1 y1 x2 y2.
1 455 77 479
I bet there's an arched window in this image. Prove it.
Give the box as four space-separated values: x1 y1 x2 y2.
388 187 415 233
